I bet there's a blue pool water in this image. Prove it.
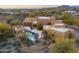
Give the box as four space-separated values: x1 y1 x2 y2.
26 30 38 41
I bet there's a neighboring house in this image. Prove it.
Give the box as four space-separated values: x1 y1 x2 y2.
43 21 75 41
63 11 77 14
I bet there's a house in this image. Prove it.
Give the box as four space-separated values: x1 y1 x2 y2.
23 16 56 26
15 19 75 42
43 20 75 42
63 11 77 14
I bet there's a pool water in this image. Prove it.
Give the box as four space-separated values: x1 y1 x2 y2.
26 30 38 41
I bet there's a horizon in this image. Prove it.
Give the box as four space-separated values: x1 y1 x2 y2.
0 5 58 9
0 5 78 9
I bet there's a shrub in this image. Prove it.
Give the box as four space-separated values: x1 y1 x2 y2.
74 20 79 26
0 22 15 42
10 20 21 26
20 32 32 46
61 12 76 25
49 39 78 53
37 23 43 30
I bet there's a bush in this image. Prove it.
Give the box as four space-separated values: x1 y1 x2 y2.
49 39 78 53
37 23 43 30
20 32 32 46
61 12 76 25
6 19 13 24
0 22 15 42
74 20 79 26
10 20 21 26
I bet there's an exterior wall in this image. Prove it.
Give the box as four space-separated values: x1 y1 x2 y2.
43 28 75 42
53 23 65 28
64 29 75 39
37 19 51 25
37 17 56 25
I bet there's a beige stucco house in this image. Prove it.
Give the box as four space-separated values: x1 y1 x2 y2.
43 20 75 41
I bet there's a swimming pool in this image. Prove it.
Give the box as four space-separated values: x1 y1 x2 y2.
26 30 38 41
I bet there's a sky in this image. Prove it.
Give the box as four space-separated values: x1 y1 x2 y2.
0 0 78 5
0 0 78 8
0 5 57 9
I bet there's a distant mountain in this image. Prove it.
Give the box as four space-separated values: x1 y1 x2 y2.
58 5 71 8
58 5 79 8
71 6 79 8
